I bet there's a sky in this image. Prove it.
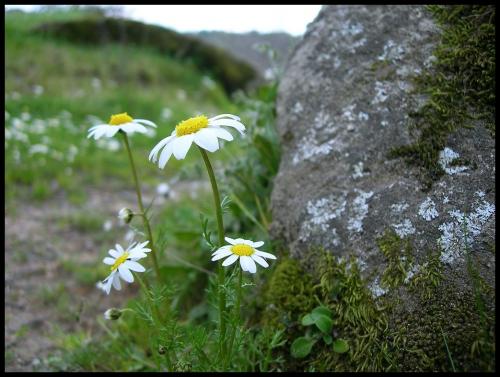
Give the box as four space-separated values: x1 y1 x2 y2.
5 5 322 36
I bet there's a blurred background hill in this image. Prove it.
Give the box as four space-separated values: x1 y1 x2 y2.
192 31 299 79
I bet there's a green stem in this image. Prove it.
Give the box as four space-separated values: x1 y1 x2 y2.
225 267 243 370
198 147 227 358
136 273 173 371
121 132 161 281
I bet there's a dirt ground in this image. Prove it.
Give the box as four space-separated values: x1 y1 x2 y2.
4 181 207 371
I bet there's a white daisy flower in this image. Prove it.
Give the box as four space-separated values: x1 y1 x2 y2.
99 241 151 295
211 237 277 274
149 114 245 169
87 112 156 140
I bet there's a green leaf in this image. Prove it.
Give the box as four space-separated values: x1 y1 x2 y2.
312 306 333 318
313 314 333 334
301 314 315 326
323 334 333 345
290 337 316 359
333 339 349 354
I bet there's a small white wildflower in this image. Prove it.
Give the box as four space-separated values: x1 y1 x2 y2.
29 144 49 155
33 85 44 96
156 182 170 197
211 237 277 274
161 107 172 120
103 220 113 232
99 241 151 295
202 76 216 89
176 89 187 100
91 77 102 90
149 114 245 169
87 112 156 140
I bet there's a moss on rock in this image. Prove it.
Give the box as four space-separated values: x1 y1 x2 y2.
391 284 495 371
388 5 495 190
376 229 414 290
262 256 316 330
261 247 495 372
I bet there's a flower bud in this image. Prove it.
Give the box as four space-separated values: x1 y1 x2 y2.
118 208 134 224
104 308 122 320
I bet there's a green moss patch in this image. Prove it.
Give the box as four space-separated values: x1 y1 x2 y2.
376 229 414 289
389 5 495 190
261 246 495 371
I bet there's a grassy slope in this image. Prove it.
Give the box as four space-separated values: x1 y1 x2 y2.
5 8 242 205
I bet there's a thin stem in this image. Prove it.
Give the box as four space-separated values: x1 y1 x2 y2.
198 146 227 358
198 147 225 246
121 132 161 281
225 266 243 370
440 324 456 372
135 273 173 371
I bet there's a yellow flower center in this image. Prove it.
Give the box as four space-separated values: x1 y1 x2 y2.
110 252 130 272
176 115 208 136
231 244 254 256
109 112 133 126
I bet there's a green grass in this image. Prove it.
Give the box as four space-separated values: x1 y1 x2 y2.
5 7 243 204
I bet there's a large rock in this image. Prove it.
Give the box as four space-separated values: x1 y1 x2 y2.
270 5 495 370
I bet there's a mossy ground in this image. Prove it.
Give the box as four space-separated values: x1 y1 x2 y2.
388 5 495 190
261 241 495 371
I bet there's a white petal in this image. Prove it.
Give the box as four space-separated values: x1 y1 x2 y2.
112 273 122 290
88 125 106 138
134 119 157 128
194 128 220 152
222 254 239 266
123 260 145 272
118 265 134 283
252 241 265 248
137 240 149 248
128 250 148 259
109 248 120 258
210 127 234 141
122 123 147 134
172 134 194 160
116 244 124 254
158 141 174 169
102 274 114 294
105 126 121 137
149 136 173 162
209 114 240 122
251 254 269 268
211 249 233 261
233 238 247 245
93 126 110 139
254 250 277 260
209 119 245 135
212 245 231 255
240 256 257 273
88 124 107 132
103 257 115 265
224 237 237 245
